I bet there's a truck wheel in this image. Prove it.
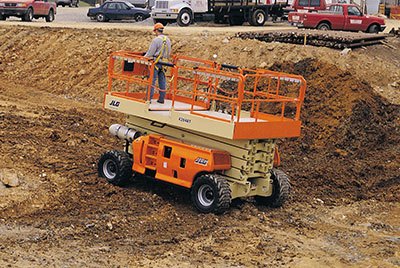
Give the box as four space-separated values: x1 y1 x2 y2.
317 22 331 31
96 13 106 22
98 150 133 186
45 9 54 22
251 9 266 26
134 13 144 22
177 9 192 27
0 15 5 21
368 24 379 34
191 174 231 214
22 8 33 22
255 168 290 208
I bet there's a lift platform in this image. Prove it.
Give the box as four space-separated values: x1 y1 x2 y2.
103 51 306 140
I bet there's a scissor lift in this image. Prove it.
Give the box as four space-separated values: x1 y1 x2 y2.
98 51 306 213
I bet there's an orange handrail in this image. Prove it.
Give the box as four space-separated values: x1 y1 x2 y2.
106 51 306 124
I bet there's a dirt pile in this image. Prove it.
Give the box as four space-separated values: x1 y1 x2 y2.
272 59 400 203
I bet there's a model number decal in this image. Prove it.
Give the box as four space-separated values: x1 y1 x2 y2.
109 100 120 108
195 157 208 166
178 117 191 124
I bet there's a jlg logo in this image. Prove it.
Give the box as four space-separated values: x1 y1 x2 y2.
194 157 208 166
109 100 120 107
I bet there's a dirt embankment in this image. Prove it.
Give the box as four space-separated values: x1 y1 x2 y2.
0 26 399 267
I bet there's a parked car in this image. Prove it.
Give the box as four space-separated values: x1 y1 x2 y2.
56 0 79 7
288 4 386 33
88 1 150 22
0 0 56 22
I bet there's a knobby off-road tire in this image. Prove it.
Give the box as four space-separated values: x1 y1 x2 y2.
98 150 133 186
45 9 54 22
255 168 290 208
191 174 231 214
22 8 33 22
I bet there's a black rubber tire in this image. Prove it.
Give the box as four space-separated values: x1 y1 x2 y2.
191 174 231 214
96 13 106 22
250 9 266 26
177 9 192 27
317 22 331 31
368 24 379 34
69 3 72 7
22 8 33 22
134 13 144 22
75 1 79 7
45 9 54 22
0 15 5 21
255 168 290 208
98 150 133 186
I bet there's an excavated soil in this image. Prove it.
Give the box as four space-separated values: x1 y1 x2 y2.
0 26 399 267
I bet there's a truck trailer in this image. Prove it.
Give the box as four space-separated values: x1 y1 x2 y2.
151 0 289 26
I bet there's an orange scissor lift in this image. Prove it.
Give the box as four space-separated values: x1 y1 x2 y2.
98 51 306 213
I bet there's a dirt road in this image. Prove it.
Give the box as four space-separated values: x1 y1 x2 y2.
0 25 399 267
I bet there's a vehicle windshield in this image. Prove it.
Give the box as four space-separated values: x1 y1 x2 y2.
125 2 135 8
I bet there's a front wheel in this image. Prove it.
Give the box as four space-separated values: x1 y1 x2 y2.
22 8 33 22
96 13 106 22
177 9 192 27
45 9 54 22
134 13 144 22
98 150 133 186
255 168 290 208
368 24 379 34
191 174 231 214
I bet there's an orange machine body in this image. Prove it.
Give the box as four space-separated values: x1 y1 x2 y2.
132 134 231 188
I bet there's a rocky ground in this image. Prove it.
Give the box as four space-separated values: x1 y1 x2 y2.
0 25 399 267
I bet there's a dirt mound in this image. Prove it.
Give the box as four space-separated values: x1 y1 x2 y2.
271 59 400 203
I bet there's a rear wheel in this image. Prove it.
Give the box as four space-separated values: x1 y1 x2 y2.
22 8 33 22
98 150 133 186
177 9 192 27
250 9 266 26
96 13 106 22
191 174 231 214
317 22 331 30
255 168 290 207
45 9 54 22
368 24 379 34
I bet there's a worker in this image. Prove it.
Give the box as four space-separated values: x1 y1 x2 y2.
145 23 172 104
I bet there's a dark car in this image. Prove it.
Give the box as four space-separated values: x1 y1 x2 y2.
56 0 79 7
87 1 150 22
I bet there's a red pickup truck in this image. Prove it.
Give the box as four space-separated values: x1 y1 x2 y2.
288 4 386 33
0 0 56 22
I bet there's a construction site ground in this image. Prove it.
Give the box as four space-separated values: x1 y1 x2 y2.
0 25 399 267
